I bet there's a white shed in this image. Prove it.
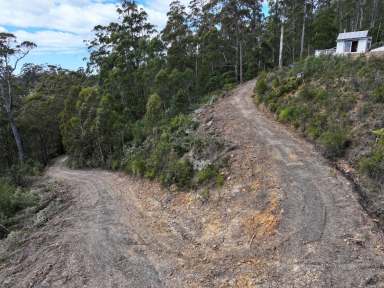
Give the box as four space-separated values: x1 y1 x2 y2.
335 30 372 55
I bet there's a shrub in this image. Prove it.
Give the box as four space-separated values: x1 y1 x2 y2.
162 159 193 188
216 174 225 187
278 106 305 125
222 71 236 85
124 148 146 176
223 83 236 91
131 158 146 176
359 131 384 181
7 160 43 186
271 78 280 89
306 114 327 139
359 146 384 181
0 180 38 222
298 85 316 101
255 73 268 97
111 159 120 171
373 129 384 138
319 128 349 158
206 74 223 92
371 85 384 103
278 107 293 122
196 165 219 185
279 77 300 95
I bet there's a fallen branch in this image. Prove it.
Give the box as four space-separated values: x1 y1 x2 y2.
249 233 256 248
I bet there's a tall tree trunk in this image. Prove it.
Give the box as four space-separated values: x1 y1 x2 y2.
371 0 379 28
300 0 307 59
279 24 284 69
239 41 243 83
359 0 365 30
8 112 25 162
39 134 48 165
1 79 25 163
354 0 360 31
337 0 342 31
235 21 239 83
194 44 199 100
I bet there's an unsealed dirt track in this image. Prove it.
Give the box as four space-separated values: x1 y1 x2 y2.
1 81 384 287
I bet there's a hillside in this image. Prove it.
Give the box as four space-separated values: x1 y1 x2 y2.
2 82 384 287
2 1 384 287
254 55 384 225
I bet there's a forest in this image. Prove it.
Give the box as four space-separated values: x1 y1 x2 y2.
1 0 384 222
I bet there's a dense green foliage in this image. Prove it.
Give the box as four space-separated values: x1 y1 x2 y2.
123 115 198 188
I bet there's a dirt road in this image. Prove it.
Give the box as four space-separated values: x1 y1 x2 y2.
1 81 384 287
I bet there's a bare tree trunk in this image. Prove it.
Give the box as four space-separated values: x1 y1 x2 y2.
300 0 307 60
1 79 25 163
279 24 284 69
39 134 48 165
239 41 243 83
375 22 382 42
359 0 366 30
235 49 238 83
371 0 379 28
8 112 25 162
235 21 240 83
337 0 342 31
194 44 199 101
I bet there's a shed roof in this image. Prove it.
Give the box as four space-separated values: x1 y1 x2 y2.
337 30 369 41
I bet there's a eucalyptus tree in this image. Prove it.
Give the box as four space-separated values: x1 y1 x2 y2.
162 0 193 71
0 33 36 162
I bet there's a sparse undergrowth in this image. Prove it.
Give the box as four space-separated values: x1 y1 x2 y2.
0 180 38 226
359 129 384 184
0 178 69 242
254 55 384 220
0 161 44 236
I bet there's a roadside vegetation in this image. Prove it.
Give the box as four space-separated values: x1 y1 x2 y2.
254 55 384 219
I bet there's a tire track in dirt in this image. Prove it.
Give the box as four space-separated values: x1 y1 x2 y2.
214 81 384 287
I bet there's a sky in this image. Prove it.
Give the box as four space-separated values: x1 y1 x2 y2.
0 0 269 71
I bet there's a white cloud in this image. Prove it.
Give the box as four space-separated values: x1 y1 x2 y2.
0 0 187 54
14 30 85 54
0 0 118 34
140 0 190 29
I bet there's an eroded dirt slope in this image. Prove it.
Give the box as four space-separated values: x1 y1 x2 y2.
1 81 384 287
